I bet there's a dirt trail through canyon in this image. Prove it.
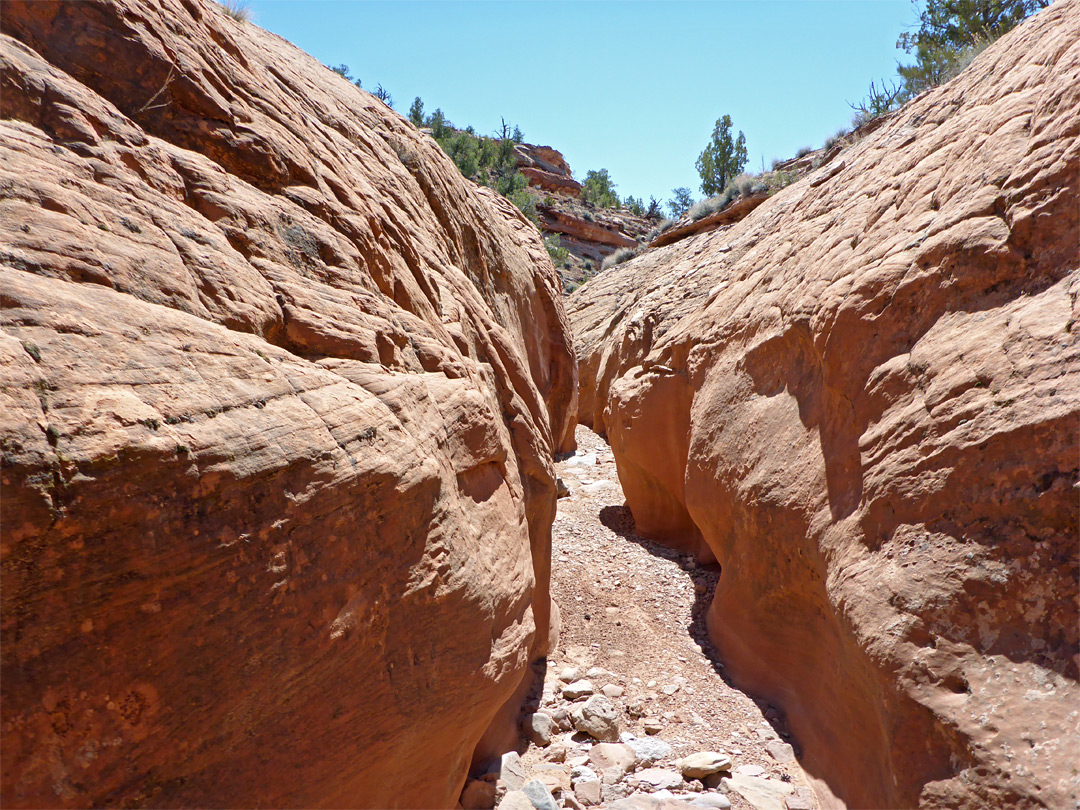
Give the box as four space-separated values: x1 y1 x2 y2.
504 425 822 809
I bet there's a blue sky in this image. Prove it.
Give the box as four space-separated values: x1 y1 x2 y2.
251 1 914 204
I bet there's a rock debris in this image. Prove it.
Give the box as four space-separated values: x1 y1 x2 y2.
462 425 818 810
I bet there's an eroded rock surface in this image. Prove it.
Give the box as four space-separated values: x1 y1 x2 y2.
515 143 582 197
0 0 576 806
569 5 1079 808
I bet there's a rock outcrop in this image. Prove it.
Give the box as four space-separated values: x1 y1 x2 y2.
510 142 658 289
538 202 644 255
647 193 768 249
569 4 1079 808
0 0 576 807
534 195 656 291
515 143 582 197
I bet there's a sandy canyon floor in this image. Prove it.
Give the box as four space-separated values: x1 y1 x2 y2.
499 425 826 810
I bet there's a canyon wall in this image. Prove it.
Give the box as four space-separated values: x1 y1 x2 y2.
570 4 1079 808
0 0 576 806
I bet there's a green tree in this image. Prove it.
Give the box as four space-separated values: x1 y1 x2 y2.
696 115 748 197
408 97 425 127
581 169 619 209
668 187 695 219
544 235 569 265
624 195 646 217
896 0 1048 96
328 64 354 82
428 108 451 139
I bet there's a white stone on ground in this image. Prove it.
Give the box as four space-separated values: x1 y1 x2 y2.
627 736 672 765
679 752 732 779
523 712 554 746
765 740 795 763
497 750 527 790
634 768 683 790
722 774 794 810
562 679 595 699
690 794 732 809
521 779 560 810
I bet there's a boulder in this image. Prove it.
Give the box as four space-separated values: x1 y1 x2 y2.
634 769 683 791
679 753 732 779
690 795 732 809
498 791 535 810
0 0 576 807
559 666 580 683
722 775 793 810
573 778 603 806
627 736 673 765
568 4 1080 808
521 779 560 810
572 694 621 742
494 751 527 791
562 679 595 699
588 742 637 783
462 779 499 810
523 712 555 746
764 741 795 764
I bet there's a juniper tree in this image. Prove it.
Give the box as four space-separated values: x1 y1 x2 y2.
896 0 1049 96
408 97 425 127
696 115 747 198
668 187 695 219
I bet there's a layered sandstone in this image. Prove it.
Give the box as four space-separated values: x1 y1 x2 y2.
535 196 657 290
511 141 658 287
647 192 769 249
515 143 582 196
570 4 1079 808
0 0 576 807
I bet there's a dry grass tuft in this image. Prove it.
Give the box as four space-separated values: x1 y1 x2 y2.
219 0 252 22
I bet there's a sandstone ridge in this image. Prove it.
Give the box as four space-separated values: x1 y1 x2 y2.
0 0 577 806
569 4 1079 808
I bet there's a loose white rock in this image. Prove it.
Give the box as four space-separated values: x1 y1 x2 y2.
690 794 732 809
496 751 527 790
679 752 732 779
634 768 683 790
627 737 672 765
523 712 555 746
765 740 796 763
521 780 559 810
563 680 595 700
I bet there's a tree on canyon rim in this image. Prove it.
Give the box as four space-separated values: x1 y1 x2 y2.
897 0 1050 93
696 115 748 198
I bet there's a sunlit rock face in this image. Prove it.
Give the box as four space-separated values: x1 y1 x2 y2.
0 0 577 806
570 4 1079 807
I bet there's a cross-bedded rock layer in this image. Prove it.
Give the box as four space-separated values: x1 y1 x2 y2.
0 0 576 806
569 5 1079 807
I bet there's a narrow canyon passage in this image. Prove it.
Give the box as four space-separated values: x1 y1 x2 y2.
503 425 823 810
